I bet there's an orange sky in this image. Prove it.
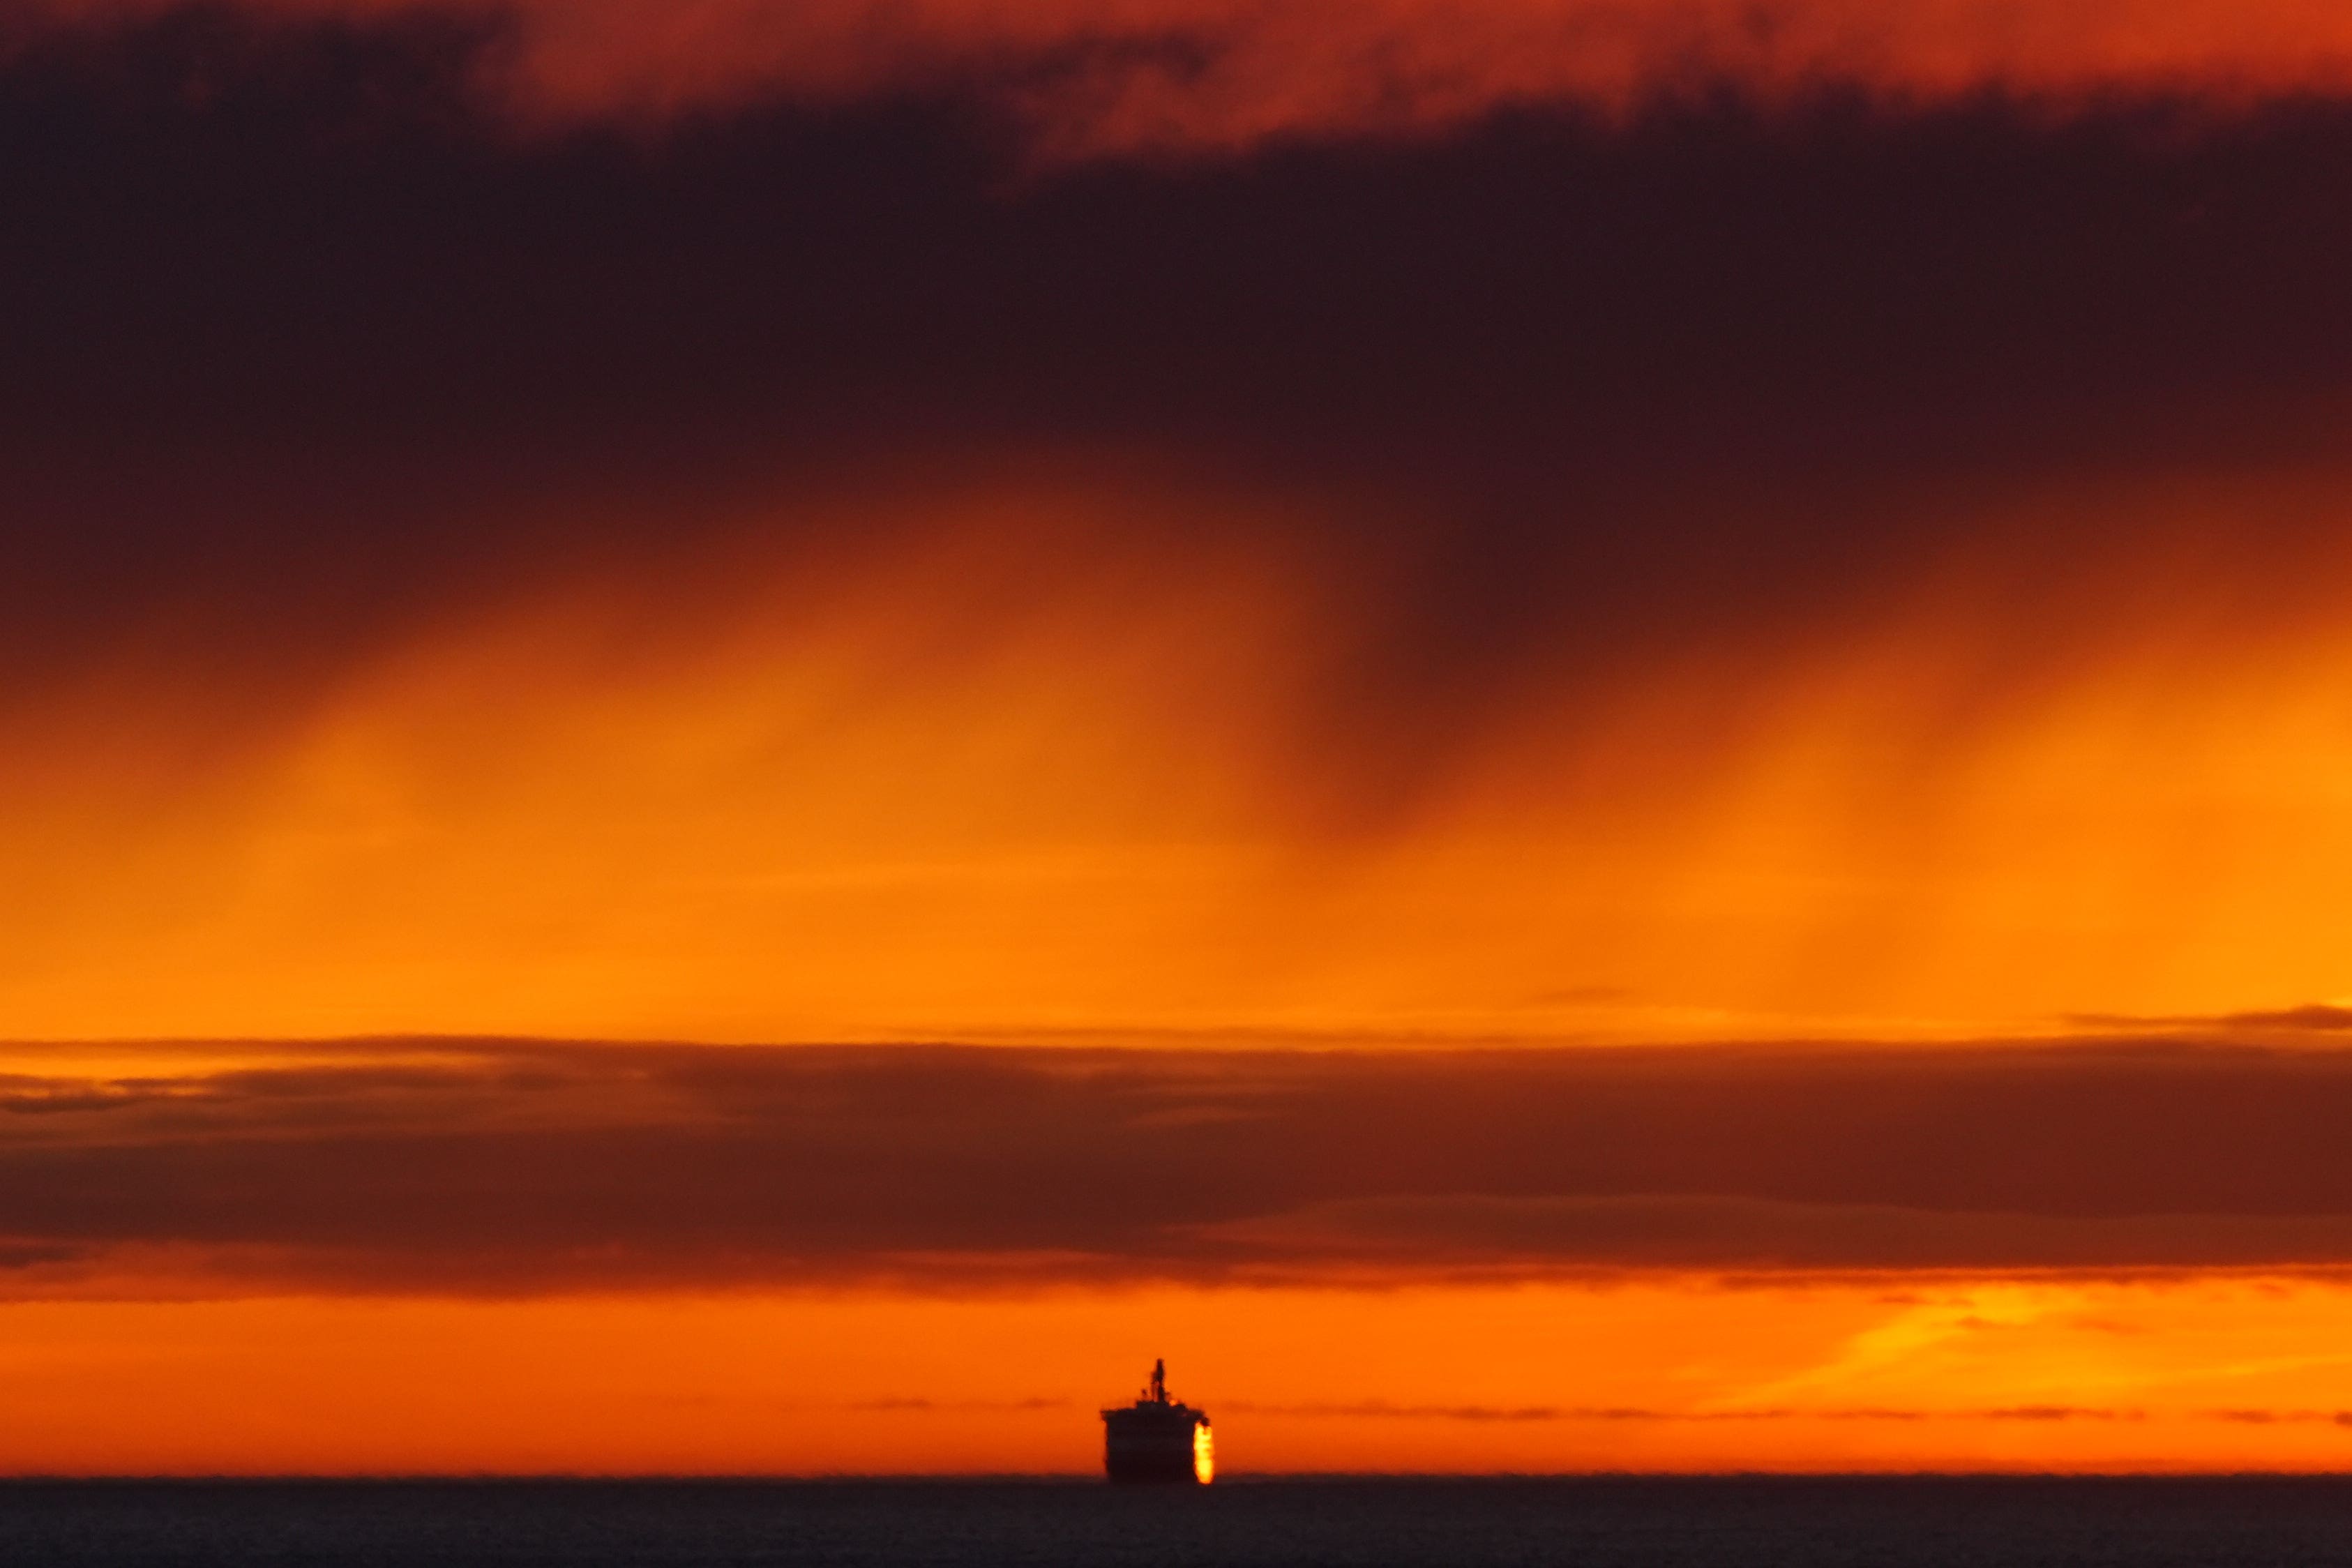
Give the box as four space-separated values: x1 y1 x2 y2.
3 1038 2352 1471
15 1279 2352 1474
7 462 2352 1045
10 461 2352 1471
12 0 2352 1477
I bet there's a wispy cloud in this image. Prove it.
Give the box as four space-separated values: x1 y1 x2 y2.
1220 1401 2148 1422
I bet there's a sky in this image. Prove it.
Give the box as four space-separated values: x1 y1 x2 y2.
8 0 2352 1473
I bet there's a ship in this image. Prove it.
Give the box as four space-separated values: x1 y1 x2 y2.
1101 1359 1213 1484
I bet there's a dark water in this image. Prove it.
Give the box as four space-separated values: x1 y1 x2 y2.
6 1479 2352 1567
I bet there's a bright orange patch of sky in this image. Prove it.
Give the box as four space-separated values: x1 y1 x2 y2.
9 1279 2352 1474
4 467 2352 1046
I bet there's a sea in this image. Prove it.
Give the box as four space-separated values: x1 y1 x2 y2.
4 1478 2351 1567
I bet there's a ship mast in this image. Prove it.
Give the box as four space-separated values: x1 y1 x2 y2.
1150 1358 1167 1404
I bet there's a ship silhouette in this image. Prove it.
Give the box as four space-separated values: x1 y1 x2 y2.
1100 1359 1212 1484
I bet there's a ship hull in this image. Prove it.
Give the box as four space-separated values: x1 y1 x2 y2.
1102 1408 1209 1484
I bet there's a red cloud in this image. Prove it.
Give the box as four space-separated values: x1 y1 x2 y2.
22 0 2352 155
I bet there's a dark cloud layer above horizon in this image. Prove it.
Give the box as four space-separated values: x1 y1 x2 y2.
15 9 2352 470
11 6 2352 818
13 1036 2352 1293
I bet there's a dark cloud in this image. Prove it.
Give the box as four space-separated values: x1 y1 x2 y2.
2217 1007 2352 1033
13 1037 2352 1292
1192 1196 2352 1274
10 8 2352 819
2074 1007 2352 1034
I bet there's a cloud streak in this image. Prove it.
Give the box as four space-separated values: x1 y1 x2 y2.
11 1037 2352 1294
26 0 2352 156
1226 1401 2150 1423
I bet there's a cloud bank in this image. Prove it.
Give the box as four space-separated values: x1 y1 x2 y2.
13 1037 2352 1294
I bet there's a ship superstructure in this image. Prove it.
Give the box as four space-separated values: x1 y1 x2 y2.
1101 1359 1212 1484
